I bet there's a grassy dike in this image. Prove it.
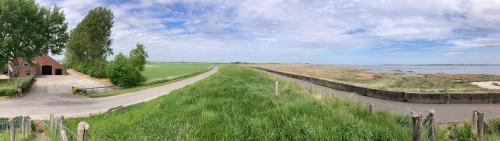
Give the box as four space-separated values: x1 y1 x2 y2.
65 65 412 140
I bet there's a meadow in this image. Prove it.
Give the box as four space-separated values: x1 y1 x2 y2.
252 64 500 93
66 65 412 140
0 79 14 89
142 63 212 83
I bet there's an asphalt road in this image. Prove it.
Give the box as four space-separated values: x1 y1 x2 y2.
261 69 500 123
0 66 218 119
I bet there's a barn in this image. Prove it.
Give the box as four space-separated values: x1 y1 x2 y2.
6 55 68 78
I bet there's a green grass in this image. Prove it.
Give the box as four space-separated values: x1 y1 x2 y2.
142 63 212 83
0 79 15 89
66 65 412 140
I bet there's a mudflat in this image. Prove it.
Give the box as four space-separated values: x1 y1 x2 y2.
251 64 500 93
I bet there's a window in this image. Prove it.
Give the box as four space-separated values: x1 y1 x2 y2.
24 63 28 66
27 73 31 76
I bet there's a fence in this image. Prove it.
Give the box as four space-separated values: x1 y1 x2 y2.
0 116 33 141
73 86 121 95
48 114 90 141
256 67 500 104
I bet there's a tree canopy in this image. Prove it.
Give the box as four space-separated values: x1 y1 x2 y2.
107 53 143 88
129 44 148 72
0 0 68 65
65 7 114 78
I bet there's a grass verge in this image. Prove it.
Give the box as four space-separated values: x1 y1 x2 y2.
66 65 412 140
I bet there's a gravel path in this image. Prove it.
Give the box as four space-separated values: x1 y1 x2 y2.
0 67 218 119
262 69 500 123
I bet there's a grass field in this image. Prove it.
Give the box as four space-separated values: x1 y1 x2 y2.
252 64 500 93
142 63 212 83
66 65 412 140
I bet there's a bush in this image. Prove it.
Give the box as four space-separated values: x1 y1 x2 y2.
20 76 34 93
0 88 17 96
107 53 144 88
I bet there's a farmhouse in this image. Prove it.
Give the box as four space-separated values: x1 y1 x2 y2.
5 55 68 78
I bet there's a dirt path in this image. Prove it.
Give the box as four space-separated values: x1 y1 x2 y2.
32 121 50 141
261 69 500 123
0 67 218 119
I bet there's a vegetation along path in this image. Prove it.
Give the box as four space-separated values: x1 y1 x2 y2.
261 69 500 123
0 67 218 119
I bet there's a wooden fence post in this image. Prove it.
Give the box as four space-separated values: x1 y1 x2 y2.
27 117 32 136
471 111 479 141
77 121 90 141
428 110 436 141
477 111 485 140
412 113 423 141
21 116 25 137
368 104 373 114
274 81 279 96
9 118 15 141
60 116 69 141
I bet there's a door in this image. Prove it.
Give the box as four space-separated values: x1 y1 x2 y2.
42 65 52 75
55 69 62 75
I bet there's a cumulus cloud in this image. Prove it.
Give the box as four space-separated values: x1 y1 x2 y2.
36 0 500 64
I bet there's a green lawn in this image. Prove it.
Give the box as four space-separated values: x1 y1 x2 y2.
142 63 212 83
0 79 15 89
66 65 412 140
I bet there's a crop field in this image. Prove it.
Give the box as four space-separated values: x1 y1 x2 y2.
65 65 412 140
251 64 500 93
142 63 212 83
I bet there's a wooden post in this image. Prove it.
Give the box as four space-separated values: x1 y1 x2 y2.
27 117 31 136
60 116 69 141
428 110 436 141
471 111 479 141
368 104 373 114
274 81 279 96
9 118 15 141
477 111 485 140
77 121 90 141
412 113 423 141
21 116 25 137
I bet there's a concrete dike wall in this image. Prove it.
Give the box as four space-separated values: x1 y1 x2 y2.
255 67 500 104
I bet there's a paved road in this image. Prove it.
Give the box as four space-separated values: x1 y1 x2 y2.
261 70 500 123
0 67 218 119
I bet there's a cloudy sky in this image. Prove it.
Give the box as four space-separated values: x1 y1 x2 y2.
37 0 500 64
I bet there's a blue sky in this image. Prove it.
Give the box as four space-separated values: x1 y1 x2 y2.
37 0 500 64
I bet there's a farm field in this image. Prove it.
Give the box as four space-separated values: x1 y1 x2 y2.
142 63 212 83
65 65 413 140
251 64 500 93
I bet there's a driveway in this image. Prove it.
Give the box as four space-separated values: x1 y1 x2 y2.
0 67 218 119
261 69 500 123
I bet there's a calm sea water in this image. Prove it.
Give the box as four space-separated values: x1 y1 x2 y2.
350 65 500 75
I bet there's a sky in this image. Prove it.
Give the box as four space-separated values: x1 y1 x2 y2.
36 0 500 65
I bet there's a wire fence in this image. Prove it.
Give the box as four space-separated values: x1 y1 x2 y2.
48 115 89 141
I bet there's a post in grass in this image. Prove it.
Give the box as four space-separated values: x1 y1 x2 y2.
412 113 423 141
9 118 15 141
428 110 436 141
274 81 279 96
77 121 90 141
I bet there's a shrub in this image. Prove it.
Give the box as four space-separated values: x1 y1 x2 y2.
0 88 17 96
107 53 144 88
20 76 34 93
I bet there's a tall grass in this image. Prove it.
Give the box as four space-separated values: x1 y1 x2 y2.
65 65 412 140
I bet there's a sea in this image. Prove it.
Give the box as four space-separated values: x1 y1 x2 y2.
340 65 500 75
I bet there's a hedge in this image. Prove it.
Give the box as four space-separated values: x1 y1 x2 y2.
0 76 34 96
0 88 17 96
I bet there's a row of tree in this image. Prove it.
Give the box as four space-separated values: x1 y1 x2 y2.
0 0 148 87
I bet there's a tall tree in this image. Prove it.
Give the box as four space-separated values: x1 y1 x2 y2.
0 0 68 76
129 43 148 72
65 7 114 78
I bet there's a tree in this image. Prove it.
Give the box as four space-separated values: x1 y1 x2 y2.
0 0 68 76
129 43 148 72
106 53 143 88
65 7 114 78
